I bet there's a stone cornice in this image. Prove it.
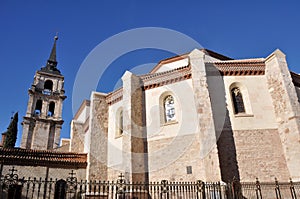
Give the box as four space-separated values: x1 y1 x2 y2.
28 88 66 100
212 60 265 76
23 116 64 125
106 59 267 105
37 70 64 79
142 65 191 90
106 88 123 105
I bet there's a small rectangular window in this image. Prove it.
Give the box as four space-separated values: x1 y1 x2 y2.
186 166 192 174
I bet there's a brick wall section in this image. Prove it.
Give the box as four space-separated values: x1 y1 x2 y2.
233 129 290 181
265 50 300 180
122 71 148 182
87 92 108 181
189 49 221 181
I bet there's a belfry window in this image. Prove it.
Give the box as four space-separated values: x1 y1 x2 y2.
35 100 43 115
164 95 175 122
48 102 55 117
43 80 53 95
231 87 245 114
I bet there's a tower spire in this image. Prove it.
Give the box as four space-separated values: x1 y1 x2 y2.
49 35 58 62
40 35 61 75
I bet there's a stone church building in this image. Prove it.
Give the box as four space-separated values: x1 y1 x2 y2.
1 37 300 184
67 46 300 183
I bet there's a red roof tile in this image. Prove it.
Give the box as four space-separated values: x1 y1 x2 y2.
0 148 87 169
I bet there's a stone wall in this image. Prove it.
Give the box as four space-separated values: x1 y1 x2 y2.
144 79 198 141
233 129 290 181
217 128 239 182
107 101 123 175
148 134 206 182
31 121 51 149
265 50 300 181
189 49 221 181
86 92 109 181
122 71 148 182
70 121 85 153
224 75 278 131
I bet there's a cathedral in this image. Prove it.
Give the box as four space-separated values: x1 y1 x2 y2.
1 37 300 184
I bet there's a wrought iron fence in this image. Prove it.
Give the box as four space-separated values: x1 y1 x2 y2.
1 166 299 199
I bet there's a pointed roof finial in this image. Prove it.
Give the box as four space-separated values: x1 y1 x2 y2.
48 34 58 62
54 32 58 40
39 34 61 75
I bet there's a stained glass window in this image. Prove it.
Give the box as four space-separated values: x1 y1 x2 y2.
164 95 175 122
231 87 245 114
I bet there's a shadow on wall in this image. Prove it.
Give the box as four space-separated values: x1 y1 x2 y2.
142 87 150 184
206 63 240 182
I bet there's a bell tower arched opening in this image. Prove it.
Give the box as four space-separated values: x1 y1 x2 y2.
48 102 55 117
34 100 43 115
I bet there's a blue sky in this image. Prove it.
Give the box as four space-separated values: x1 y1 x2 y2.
0 1 299 146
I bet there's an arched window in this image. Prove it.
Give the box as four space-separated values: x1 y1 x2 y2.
44 80 53 90
35 100 43 115
43 80 53 95
116 109 123 137
164 95 175 122
48 102 55 117
119 110 123 135
231 87 245 114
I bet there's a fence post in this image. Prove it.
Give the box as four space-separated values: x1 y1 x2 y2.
3 166 22 199
232 178 243 199
290 178 297 199
43 167 49 199
196 180 206 199
255 178 262 199
66 170 77 198
160 180 169 199
275 178 282 199
225 182 233 199
116 173 126 199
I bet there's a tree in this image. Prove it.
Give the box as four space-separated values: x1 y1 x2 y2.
3 112 18 148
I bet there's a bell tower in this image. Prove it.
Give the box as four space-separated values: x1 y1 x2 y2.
21 36 66 150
